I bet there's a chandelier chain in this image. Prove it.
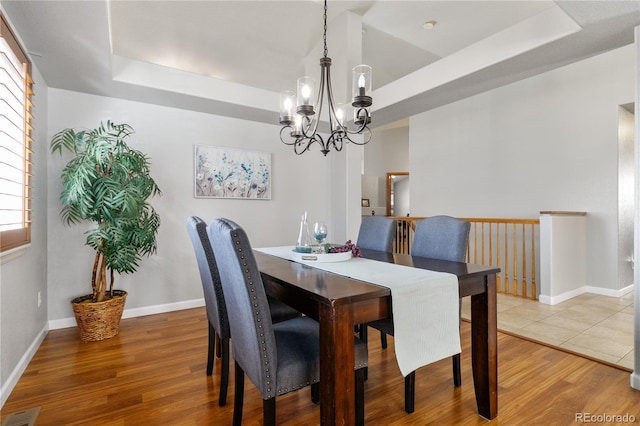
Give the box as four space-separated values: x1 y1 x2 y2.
323 0 328 58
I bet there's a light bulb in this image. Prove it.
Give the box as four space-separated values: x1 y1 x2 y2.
357 74 366 96
283 97 292 114
301 84 311 104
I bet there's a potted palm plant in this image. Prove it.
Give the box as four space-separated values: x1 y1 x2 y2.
51 121 161 342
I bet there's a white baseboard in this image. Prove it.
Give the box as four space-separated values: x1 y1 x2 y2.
1 324 48 409
538 284 634 305
48 298 206 330
539 287 586 305
122 298 205 319
631 372 640 390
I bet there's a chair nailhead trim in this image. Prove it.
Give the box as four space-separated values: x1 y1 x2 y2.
232 232 273 398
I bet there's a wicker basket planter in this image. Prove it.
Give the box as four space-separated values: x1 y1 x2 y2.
71 290 128 342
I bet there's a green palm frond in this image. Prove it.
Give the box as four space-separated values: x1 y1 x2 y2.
51 121 161 299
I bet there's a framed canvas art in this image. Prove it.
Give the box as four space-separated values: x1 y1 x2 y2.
194 144 271 199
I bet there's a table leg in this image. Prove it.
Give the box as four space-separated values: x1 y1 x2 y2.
318 303 355 425
470 273 498 420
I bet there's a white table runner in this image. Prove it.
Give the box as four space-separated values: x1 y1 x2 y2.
255 246 461 377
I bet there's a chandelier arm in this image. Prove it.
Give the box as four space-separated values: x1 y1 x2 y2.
299 115 313 139
280 126 300 146
300 68 326 140
327 130 344 153
293 139 311 155
342 108 371 136
303 134 328 156
324 62 340 134
341 126 372 146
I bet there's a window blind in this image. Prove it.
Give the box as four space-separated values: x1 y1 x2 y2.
0 13 32 252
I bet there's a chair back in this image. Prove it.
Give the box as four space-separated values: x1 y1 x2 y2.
411 215 470 262
356 216 396 252
186 216 229 339
208 218 277 399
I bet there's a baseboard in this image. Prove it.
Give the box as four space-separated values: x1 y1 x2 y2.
121 298 205 319
1 324 48 409
48 298 206 330
585 283 634 298
539 287 586 305
539 284 633 305
630 371 640 390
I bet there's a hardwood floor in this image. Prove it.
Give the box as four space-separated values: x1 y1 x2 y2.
3 307 640 425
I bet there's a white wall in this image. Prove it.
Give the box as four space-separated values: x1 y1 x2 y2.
46 89 332 322
409 44 635 291
362 124 410 215
0 63 49 405
365 125 409 177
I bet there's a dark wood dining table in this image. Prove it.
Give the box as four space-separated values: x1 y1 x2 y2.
255 248 499 425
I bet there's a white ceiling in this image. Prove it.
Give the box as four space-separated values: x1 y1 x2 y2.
3 0 640 128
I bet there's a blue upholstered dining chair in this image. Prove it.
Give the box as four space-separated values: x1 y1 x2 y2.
355 216 396 362
356 216 396 252
186 216 301 407
366 215 470 414
208 217 368 426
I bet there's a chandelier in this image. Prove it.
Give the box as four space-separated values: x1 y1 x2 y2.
278 0 373 156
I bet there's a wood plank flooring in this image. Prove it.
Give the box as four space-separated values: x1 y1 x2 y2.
2 307 640 425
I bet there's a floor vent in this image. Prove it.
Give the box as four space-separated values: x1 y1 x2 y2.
1 407 40 426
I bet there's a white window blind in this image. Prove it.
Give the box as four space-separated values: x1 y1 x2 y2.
0 13 32 252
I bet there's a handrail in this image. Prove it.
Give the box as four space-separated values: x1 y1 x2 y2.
389 216 540 299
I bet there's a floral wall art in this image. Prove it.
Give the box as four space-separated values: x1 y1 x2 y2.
194 144 271 199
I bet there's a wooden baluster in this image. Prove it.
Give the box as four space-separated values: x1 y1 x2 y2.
496 222 502 293
473 222 478 263
504 224 510 294
531 223 537 300
488 222 493 267
481 222 485 265
521 223 527 298
512 223 517 295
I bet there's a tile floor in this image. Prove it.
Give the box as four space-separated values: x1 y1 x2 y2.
461 291 635 370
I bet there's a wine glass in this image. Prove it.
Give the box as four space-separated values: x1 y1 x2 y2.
313 222 328 249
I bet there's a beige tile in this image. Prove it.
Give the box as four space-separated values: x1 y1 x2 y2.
517 330 567 346
620 350 635 370
539 314 593 333
517 322 578 345
566 302 622 317
563 334 633 359
597 312 634 334
559 341 624 365
557 293 600 305
497 310 536 330
498 321 531 334
496 293 528 307
583 294 633 308
582 323 633 346
500 305 557 322
487 290 633 370
548 308 611 326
